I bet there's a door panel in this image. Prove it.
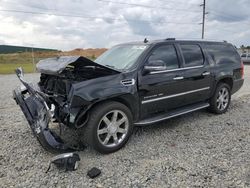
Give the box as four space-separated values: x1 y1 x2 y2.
138 44 185 119
182 66 212 105
138 70 186 118
178 44 212 105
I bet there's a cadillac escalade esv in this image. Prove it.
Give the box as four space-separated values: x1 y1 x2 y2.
13 39 244 153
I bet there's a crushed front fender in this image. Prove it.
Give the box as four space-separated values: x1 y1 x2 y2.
13 86 75 153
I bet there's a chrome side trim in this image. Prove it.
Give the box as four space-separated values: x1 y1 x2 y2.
173 76 184 80
142 87 210 104
202 72 211 76
135 103 209 125
150 65 203 74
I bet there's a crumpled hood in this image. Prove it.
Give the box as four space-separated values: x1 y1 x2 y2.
36 56 120 75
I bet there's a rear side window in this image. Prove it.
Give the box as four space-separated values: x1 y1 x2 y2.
204 44 240 64
180 44 204 67
241 54 246 57
147 45 179 70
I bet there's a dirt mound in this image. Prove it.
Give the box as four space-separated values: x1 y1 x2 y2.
61 48 107 58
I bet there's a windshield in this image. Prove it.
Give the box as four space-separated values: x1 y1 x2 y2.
95 44 148 71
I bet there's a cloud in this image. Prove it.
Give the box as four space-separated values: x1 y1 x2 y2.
125 20 157 36
207 0 250 23
0 0 249 50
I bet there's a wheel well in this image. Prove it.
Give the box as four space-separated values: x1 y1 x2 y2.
218 77 233 90
76 96 137 128
99 97 137 120
111 97 134 114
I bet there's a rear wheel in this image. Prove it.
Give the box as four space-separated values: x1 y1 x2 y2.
80 101 133 154
209 83 231 114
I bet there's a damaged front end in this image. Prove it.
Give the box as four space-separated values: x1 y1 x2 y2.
13 68 75 153
13 56 120 153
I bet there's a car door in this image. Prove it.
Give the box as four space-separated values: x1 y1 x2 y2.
138 44 187 119
177 43 212 105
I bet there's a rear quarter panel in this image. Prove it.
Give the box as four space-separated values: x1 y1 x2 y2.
202 43 242 95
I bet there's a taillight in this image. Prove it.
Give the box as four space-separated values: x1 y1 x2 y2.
241 61 244 79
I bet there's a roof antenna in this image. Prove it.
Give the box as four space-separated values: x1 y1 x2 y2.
144 38 148 43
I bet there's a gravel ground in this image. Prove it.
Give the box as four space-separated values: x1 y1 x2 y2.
0 66 250 188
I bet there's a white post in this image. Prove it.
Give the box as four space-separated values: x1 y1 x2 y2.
31 45 35 72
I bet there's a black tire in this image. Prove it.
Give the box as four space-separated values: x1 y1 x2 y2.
209 82 231 114
80 101 133 154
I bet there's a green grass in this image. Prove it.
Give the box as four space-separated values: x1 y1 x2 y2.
0 52 50 74
0 63 35 74
0 51 99 74
0 53 34 64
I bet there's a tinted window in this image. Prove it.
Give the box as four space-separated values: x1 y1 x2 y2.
204 44 240 64
180 44 204 67
241 54 246 57
147 45 179 70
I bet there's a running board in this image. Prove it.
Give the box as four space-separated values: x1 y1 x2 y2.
135 102 210 126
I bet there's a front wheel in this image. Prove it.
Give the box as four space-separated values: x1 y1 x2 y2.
80 101 133 154
209 83 231 114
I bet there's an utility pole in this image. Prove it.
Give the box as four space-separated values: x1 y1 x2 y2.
31 45 35 72
200 0 208 39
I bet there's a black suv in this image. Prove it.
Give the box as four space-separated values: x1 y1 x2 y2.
13 39 244 153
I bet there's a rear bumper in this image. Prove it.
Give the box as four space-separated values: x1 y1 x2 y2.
13 86 74 153
232 79 244 94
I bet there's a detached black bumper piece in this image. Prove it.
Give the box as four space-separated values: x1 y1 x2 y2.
13 87 74 153
87 167 102 179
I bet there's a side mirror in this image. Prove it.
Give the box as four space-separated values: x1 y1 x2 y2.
15 67 24 78
144 60 166 73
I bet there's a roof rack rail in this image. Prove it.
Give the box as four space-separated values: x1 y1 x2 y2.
176 38 227 42
166 38 175 40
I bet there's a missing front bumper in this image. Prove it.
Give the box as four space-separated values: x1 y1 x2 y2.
13 87 75 153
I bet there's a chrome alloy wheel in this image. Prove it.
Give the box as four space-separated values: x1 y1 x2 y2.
97 110 129 147
216 87 229 111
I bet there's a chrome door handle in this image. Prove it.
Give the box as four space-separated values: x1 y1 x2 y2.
173 76 184 80
202 72 210 76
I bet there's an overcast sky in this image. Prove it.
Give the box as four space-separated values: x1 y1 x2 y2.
0 0 249 50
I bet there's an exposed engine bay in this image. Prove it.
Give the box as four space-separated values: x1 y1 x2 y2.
38 56 118 98
36 56 119 126
13 56 120 152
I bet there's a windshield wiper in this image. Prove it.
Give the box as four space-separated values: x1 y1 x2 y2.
104 64 123 71
104 64 116 69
